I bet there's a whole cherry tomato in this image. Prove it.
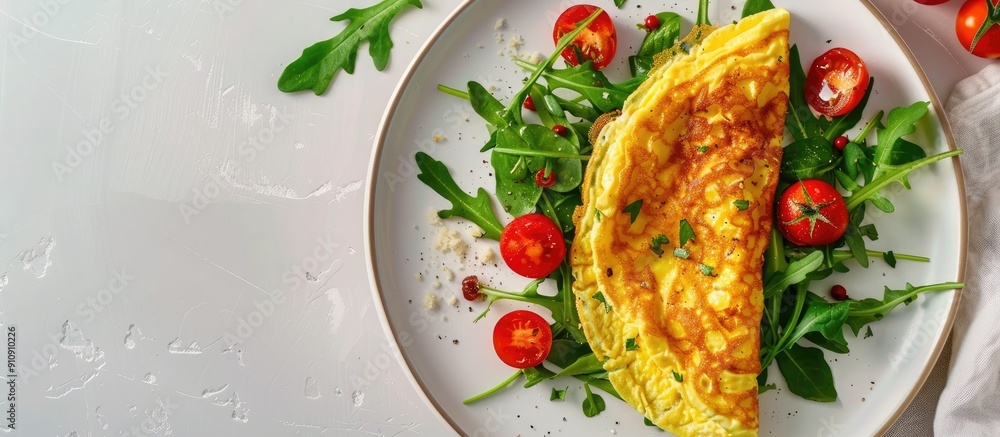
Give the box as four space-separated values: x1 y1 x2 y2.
777 180 849 246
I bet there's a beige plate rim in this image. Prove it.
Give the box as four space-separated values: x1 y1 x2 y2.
362 1 969 435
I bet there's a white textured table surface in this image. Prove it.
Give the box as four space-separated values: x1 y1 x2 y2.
0 0 988 436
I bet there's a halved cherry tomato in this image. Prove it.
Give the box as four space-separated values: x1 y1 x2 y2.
553 5 617 70
777 180 849 246
493 310 552 368
805 48 870 117
499 213 566 278
957 0 1000 59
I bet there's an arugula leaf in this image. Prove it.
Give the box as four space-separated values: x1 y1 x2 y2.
542 190 582 234
786 46 826 141
864 326 874 339
783 300 850 349
614 0 627 8
872 102 929 181
679 219 695 247
468 81 512 128
644 417 658 426
845 282 963 336
625 337 638 351
734 199 750 211
843 203 871 268
551 387 568 401
624 199 643 223
582 383 606 417
742 0 775 17
845 149 962 211
278 0 423 94
776 344 838 402
763 251 824 298
672 370 684 382
650 234 670 257
804 331 850 354
415 152 504 240
529 61 633 113
522 364 558 388
883 251 897 268
593 292 612 313
781 137 838 180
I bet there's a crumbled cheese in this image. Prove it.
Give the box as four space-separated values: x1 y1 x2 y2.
508 34 524 51
477 246 497 265
467 226 484 238
432 281 441 289
494 18 506 30
520 51 544 65
432 135 445 142
447 296 459 307
433 227 468 258
442 267 455 281
494 33 504 43
424 292 439 311
427 209 443 226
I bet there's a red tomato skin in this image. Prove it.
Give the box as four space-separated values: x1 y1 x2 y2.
492 310 553 368
805 48 870 117
552 5 617 70
499 214 566 278
957 0 1000 59
777 180 849 247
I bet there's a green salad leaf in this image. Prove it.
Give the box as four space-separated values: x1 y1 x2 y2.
415 152 504 240
278 0 423 94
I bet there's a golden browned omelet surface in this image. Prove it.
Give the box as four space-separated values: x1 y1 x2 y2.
571 9 790 437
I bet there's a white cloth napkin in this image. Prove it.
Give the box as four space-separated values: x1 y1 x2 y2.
931 63 1000 435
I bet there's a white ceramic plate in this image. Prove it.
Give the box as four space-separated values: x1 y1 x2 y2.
365 0 966 435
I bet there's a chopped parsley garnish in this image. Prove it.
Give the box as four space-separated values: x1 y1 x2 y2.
699 264 717 276
592 292 611 313
679 219 696 247
673 247 690 259
623 199 643 223
551 387 567 401
697 146 709 153
734 199 750 211
595 209 603 222
883 251 897 268
650 234 670 257
625 337 638 351
672 370 684 382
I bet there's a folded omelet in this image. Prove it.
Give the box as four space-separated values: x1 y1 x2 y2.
570 9 790 437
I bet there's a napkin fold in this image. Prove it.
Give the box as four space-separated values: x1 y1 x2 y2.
933 63 1000 436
